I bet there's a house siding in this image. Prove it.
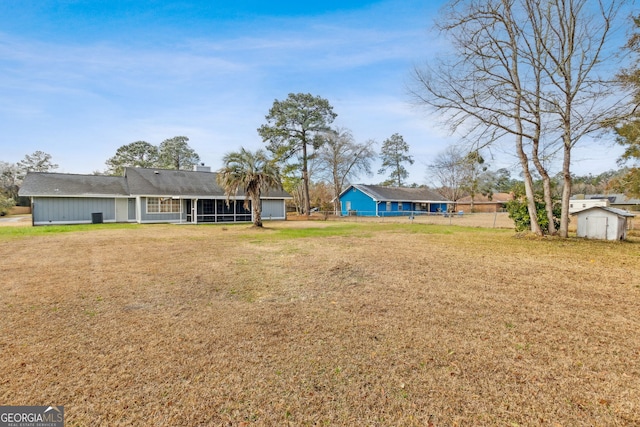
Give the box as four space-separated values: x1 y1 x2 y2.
261 200 286 219
340 187 377 216
139 197 185 223
32 197 116 225
128 198 136 221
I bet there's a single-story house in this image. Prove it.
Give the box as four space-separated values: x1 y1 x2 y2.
578 193 640 212
571 206 635 241
19 166 291 226
338 184 451 217
455 192 513 213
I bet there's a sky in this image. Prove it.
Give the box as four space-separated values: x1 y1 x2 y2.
0 0 631 185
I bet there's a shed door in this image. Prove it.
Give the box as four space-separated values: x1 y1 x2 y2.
587 216 608 240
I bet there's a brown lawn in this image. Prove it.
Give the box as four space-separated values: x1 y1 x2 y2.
0 219 639 426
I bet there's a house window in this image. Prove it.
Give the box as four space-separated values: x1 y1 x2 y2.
147 197 181 213
345 201 351 211
398 202 403 211
386 202 391 211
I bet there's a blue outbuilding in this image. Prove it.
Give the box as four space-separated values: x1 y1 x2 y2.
338 184 451 217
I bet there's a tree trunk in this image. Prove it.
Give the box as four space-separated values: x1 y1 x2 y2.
516 135 543 235
302 141 311 217
252 194 263 227
559 138 572 238
333 174 341 215
531 140 556 235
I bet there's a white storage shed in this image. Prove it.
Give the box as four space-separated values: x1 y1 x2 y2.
572 206 635 241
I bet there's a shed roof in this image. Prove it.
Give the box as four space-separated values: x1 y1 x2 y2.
19 172 129 197
570 206 636 217
344 184 450 202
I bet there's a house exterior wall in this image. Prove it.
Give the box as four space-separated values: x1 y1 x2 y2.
261 199 286 220
377 201 448 216
569 199 609 214
576 210 627 240
32 197 117 225
339 187 449 217
339 187 377 216
128 198 136 221
138 197 185 223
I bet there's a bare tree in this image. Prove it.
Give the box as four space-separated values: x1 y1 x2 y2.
412 0 627 236
427 146 468 202
315 128 376 213
527 0 626 237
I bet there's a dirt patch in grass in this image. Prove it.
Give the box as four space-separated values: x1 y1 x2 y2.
1 222 639 425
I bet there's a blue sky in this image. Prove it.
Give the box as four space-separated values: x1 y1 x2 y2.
0 0 628 184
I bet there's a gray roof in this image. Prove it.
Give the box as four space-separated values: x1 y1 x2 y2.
347 184 450 202
125 168 225 197
571 206 636 217
19 168 291 199
579 193 640 205
19 172 129 197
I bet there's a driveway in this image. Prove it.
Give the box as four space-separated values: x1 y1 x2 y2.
0 215 31 226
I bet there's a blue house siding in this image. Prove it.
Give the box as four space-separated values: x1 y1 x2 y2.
340 186 377 216
338 184 451 217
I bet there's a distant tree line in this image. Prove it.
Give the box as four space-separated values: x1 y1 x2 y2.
0 151 58 213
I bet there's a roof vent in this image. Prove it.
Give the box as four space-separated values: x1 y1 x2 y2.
154 170 160 174
194 164 211 172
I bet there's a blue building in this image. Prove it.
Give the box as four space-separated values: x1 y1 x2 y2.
338 184 451 217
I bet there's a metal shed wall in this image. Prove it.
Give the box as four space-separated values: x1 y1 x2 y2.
32 197 117 225
576 210 628 240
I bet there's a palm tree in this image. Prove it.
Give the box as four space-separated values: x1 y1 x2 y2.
217 148 282 227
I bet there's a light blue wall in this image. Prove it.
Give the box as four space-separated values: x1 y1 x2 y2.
261 200 286 219
32 197 116 225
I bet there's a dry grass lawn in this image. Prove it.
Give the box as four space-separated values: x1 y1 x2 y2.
1 219 639 426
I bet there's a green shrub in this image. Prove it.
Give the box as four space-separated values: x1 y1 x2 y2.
506 198 561 233
0 196 16 216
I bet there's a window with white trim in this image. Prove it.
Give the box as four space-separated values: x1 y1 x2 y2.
147 197 181 213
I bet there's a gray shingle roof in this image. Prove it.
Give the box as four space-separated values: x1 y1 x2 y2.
125 168 225 197
19 172 129 197
580 193 640 204
19 168 291 199
351 184 450 202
